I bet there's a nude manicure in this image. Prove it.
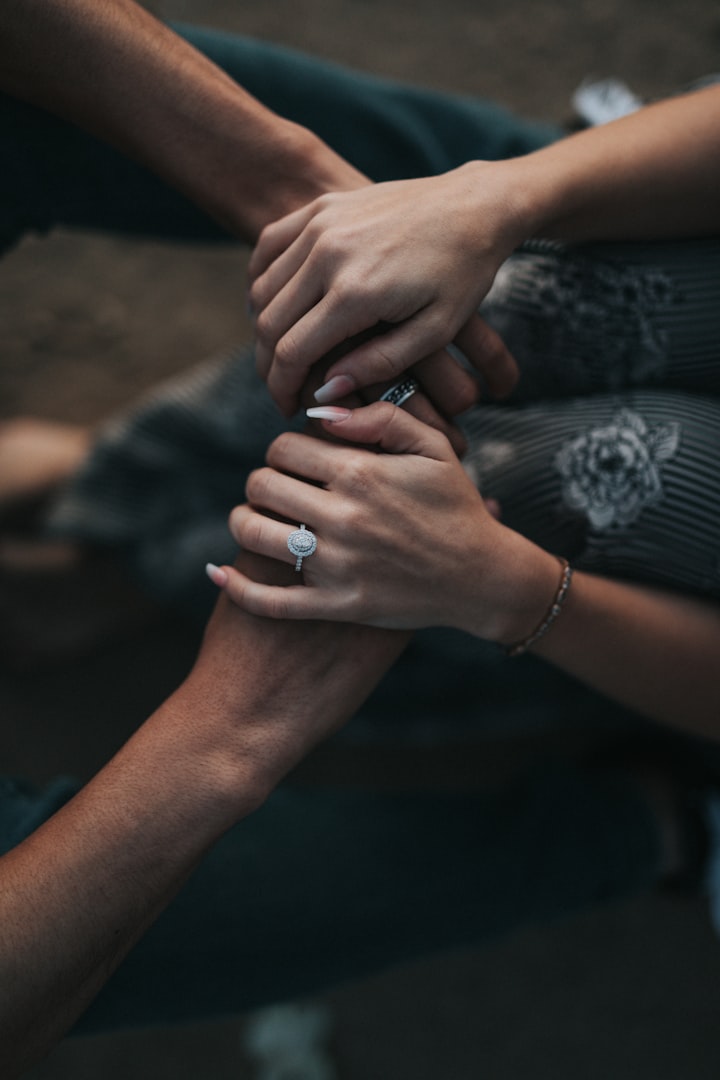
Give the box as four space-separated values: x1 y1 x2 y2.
313 373 356 403
205 562 228 587
306 406 352 422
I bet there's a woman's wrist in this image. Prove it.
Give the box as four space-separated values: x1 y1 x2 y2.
461 145 592 249
460 530 564 647
506 153 578 245
459 159 543 257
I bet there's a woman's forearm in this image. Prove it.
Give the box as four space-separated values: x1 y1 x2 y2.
505 85 720 243
527 570 720 738
0 0 365 239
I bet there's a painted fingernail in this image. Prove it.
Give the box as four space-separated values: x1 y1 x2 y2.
306 406 352 422
314 373 356 403
206 562 228 587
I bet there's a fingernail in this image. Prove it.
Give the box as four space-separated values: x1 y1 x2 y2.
306 406 352 422
314 373 356 403
206 562 228 587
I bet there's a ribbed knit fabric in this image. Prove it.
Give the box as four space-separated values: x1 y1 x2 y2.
463 237 720 600
50 238 720 607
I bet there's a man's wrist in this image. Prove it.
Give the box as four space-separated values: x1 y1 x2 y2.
209 118 366 241
145 679 275 827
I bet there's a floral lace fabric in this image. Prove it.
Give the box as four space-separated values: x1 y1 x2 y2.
481 243 682 399
554 407 680 531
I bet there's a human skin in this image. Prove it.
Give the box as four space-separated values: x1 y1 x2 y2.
0 550 407 1077
247 85 720 413
0 0 363 240
212 403 720 738
0 0 485 427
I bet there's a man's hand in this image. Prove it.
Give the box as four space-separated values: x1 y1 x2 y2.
0 547 407 1075
189 550 409 805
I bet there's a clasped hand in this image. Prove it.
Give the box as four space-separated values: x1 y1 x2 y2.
214 402 514 639
248 163 522 418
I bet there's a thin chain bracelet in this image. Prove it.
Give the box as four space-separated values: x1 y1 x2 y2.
506 556 573 658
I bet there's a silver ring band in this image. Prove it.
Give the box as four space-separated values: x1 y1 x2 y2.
287 524 317 572
380 377 419 408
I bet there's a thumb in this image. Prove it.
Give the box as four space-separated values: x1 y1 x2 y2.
307 401 452 460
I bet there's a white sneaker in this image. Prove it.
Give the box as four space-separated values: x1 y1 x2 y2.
572 77 644 126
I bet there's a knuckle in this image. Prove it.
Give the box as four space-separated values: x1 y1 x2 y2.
370 400 398 424
418 311 446 347
453 377 479 412
243 514 266 551
248 279 266 313
328 273 353 304
382 399 406 428
337 454 373 494
273 331 303 372
345 580 372 619
478 322 505 361
371 345 404 382
253 309 276 345
267 431 295 463
266 591 292 620
314 192 336 215
257 219 278 247
223 574 246 608
227 504 244 539
337 501 366 537
378 400 410 441
329 273 370 311
313 229 341 258
245 466 274 505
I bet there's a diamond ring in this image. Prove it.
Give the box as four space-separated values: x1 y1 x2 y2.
287 524 318 572
380 377 419 408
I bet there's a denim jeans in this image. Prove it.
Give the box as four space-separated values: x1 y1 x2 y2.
0 24 560 252
0 769 658 1033
1 25 662 1032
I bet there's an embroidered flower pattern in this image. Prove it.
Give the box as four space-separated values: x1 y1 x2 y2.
555 408 680 529
482 249 679 393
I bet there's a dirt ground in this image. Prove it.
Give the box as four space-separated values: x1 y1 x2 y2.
3 1 720 1077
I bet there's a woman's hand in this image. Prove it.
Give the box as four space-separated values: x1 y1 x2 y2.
209 402 559 642
248 163 526 417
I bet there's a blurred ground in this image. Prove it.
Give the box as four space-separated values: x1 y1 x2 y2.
3 0 720 1077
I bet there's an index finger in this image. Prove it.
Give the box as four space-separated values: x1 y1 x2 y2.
248 200 320 282
306 402 454 462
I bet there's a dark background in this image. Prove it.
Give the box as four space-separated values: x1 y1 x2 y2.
2 1 720 1076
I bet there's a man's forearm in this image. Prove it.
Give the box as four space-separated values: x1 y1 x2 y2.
0 679 265 1076
1 0 365 239
0 581 406 1075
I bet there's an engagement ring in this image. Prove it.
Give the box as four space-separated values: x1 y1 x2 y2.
287 524 317 571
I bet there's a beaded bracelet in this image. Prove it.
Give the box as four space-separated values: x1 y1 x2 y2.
506 556 573 658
